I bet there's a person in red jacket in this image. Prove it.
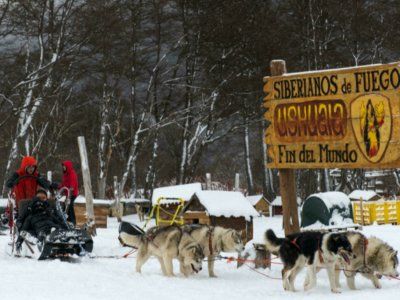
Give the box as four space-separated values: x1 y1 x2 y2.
60 160 79 225
5 156 53 227
6 156 51 207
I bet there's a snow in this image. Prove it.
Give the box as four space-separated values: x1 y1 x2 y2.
151 183 202 205
121 197 150 204
308 191 350 210
348 190 380 201
0 198 8 207
74 195 113 206
246 195 266 206
192 191 259 221
271 196 301 206
1 214 400 300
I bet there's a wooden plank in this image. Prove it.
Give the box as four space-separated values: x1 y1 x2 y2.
264 61 400 169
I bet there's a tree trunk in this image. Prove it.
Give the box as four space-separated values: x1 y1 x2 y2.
243 118 254 194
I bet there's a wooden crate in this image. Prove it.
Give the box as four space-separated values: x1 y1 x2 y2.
75 203 109 228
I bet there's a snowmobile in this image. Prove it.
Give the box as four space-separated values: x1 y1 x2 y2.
5 187 93 260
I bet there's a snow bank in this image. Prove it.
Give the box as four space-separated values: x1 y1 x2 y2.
151 183 202 205
348 190 379 201
194 191 259 221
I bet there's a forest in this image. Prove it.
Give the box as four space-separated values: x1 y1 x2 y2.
0 0 399 199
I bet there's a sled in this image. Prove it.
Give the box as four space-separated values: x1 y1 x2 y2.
143 197 185 229
6 188 93 260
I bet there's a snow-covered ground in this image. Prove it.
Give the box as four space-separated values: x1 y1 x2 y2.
1 215 400 300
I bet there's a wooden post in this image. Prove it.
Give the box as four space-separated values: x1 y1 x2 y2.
234 173 240 191
114 176 122 222
270 60 300 236
206 173 212 190
77 136 97 236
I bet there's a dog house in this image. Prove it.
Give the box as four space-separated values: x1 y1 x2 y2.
246 195 270 216
270 196 301 216
348 190 381 202
74 196 111 228
121 198 151 215
183 191 259 243
151 183 202 225
301 192 353 228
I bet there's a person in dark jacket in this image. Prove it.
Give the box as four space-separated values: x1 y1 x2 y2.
15 196 68 251
59 161 79 225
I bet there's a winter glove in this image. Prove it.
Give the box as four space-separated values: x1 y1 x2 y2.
50 182 59 190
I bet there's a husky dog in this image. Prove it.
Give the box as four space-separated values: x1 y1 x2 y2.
183 224 244 277
334 231 399 290
119 224 204 277
265 229 352 293
134 204 145 222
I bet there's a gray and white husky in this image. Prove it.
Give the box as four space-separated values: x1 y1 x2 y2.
334 231 399 290
183 224 245 277
119 224 204 277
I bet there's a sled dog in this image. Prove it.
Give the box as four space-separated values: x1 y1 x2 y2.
334 231 399 289
119 224 204 277
183 224 244 277
265 229 352 293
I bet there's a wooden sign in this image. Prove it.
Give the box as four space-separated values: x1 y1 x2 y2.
264 62 400 169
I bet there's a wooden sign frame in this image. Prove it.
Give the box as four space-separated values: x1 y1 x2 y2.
264 61 400 169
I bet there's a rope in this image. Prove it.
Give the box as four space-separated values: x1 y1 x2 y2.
219 255 400 282
90 249 137 259
243 263 281 280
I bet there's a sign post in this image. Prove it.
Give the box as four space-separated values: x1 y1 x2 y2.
269 60 299 235
264 60 400 235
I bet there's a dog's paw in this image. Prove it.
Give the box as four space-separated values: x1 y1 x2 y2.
374 281 382 289
209 273 218 278
304 284 312 291
331 288 341 294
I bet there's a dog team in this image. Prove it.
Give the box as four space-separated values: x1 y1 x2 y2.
119 222 399 293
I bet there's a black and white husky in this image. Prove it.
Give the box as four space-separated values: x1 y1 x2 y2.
265 229 352 293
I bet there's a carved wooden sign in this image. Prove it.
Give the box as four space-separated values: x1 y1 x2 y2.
263 62 400 168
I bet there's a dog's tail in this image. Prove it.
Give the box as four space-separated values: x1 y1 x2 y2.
118 221 145 248
265 229 284 254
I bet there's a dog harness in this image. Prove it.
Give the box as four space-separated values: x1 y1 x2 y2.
290 237 301 251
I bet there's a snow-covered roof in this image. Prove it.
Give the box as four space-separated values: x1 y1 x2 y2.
74 195 113 206
190 191 259 221
246 195 267 206
151 183 202 205
307 192 350 210
121 198 150 204
271 196 301 206
348 190 380 201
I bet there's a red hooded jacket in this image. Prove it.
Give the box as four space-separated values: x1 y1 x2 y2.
13 156 40 204
60 161 79 197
